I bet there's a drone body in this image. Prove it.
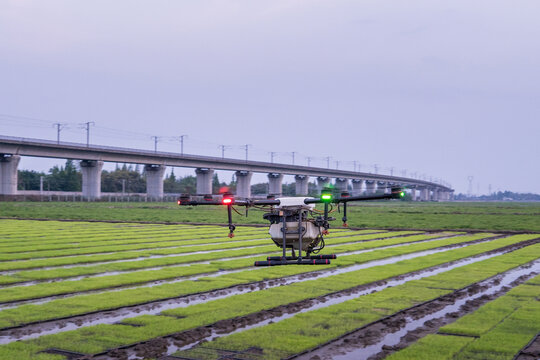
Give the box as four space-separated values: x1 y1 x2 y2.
178 187 404 266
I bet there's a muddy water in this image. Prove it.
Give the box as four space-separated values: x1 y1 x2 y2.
93 245 534 359
302 260 540 360
0 237 500 344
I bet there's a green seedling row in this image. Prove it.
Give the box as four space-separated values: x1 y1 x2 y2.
187 242 540 360
0 225 382 262
0 233 429 285
0 229 269 260
0 232 484 303
0 233 529 331
0 231 430 284
0 229 388 272
0 227 268 253
0 220 267 247
388 274 540 360
2 237 538 359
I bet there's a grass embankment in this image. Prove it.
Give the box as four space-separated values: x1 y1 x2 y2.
388 274 540 360
1 201 539 231
0 235 537 359
176 242 540 360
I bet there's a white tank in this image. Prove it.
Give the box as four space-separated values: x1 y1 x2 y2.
269 221 322 251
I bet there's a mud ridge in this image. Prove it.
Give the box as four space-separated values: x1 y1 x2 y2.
514 332 540 360
72 238 540 360
293 261 539 360
0 233 473 308
0 235 528 344
0 232 453 288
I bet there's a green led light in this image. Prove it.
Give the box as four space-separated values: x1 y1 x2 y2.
400 191 405 197
321 193 333 202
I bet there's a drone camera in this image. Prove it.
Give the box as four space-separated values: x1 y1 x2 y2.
203 194 213 201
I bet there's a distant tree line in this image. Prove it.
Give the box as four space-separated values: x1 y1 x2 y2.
454 191 540 201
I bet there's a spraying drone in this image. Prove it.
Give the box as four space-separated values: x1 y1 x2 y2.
178 187 404 266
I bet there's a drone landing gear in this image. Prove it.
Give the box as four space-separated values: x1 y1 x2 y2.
254 209 336 267
255 254 337 266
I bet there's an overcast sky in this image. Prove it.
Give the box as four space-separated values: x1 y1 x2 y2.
1 0 539 194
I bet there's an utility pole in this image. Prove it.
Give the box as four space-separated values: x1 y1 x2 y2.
219 145 229 159
243 144 251 161
53 123 67 144
178 135 187 155
373 164 379 174
79 122 95 147
291 151 297 165
270 152 277 163
306 157 312 167
390 167 394 176
151 136 159 152
335 160 340 169
326 156 331 169
353 161 357 172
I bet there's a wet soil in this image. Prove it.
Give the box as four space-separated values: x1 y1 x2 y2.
293 263 539 360
514 333 540 360
76 238 539 360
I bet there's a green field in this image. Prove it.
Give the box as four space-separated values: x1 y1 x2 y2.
1 200 539 231
0 201 538 359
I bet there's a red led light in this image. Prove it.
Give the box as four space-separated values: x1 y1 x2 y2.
222 198 233 205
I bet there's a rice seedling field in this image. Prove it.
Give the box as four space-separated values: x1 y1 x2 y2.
0 207 539 359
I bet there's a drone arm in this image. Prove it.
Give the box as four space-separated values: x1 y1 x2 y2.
335 192 399 203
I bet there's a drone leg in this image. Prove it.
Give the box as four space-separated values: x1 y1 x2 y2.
342 202 348 227
322 203 330 235
297 210 303 262
227 204 235 238
281 213 287 261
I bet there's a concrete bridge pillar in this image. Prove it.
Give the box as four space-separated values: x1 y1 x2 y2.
80 160 103 200
376 181 387 194
351 179 363 195
294 175 309 196
335 177 349 192
235 171 252 199
365 180 376 194
145 164 166 200
432 189 439 201
317 176 330 191
410 188 417 201
268 173 284 197
195 168 214 195
0 154 20 195
420 188 430 201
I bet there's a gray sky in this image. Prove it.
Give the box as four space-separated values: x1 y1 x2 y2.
1 0 539 194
